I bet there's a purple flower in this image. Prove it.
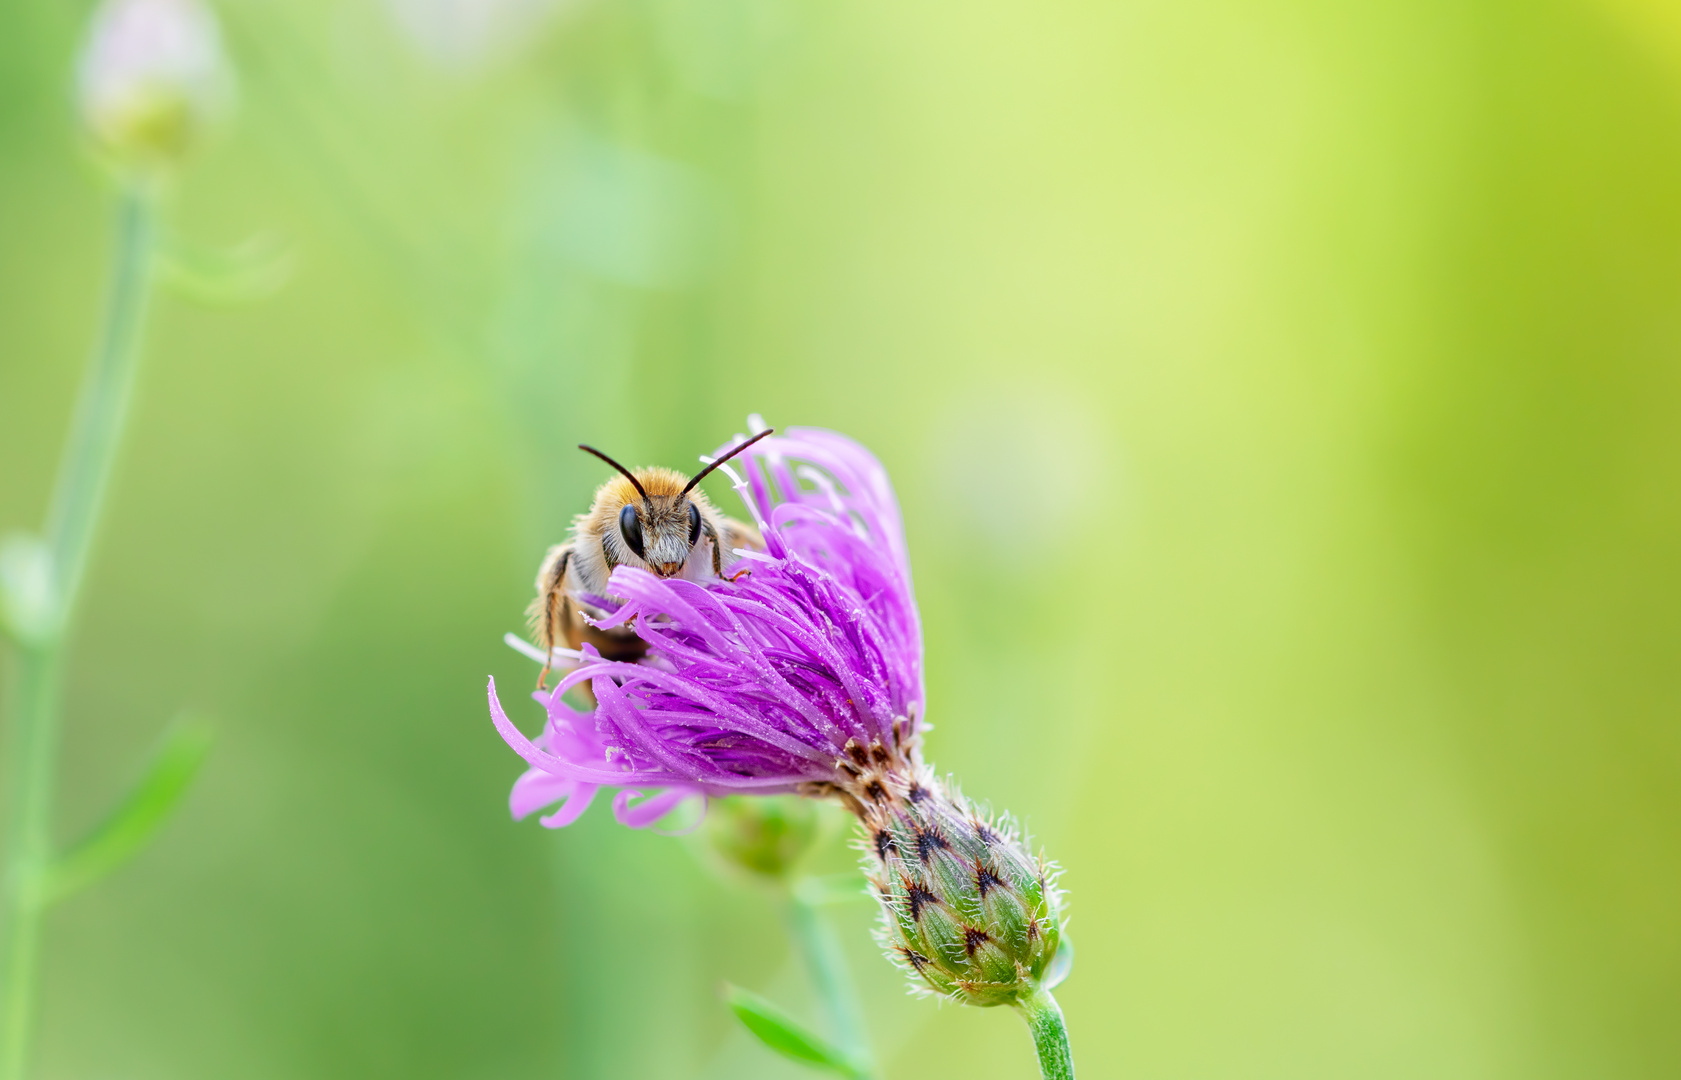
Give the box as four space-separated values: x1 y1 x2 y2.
489 423 1071 1020
489 426 924 829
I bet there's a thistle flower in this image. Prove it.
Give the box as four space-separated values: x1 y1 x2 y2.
490 425 1075 1065
76 0 233 170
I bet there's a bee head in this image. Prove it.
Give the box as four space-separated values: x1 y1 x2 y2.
579 429 773 579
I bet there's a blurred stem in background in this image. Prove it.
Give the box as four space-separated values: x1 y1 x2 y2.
784 878 869 1058
704 797 877 1078
44 188 154 620
0 2 240 1069
0 184 154 1080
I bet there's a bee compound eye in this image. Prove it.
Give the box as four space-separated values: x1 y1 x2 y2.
688 502 703 546
618 503 646 558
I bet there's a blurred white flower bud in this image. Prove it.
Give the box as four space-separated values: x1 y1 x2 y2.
76 0 233 170
0 535 63 646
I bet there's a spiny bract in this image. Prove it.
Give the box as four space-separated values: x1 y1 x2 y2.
818 728 1065 1007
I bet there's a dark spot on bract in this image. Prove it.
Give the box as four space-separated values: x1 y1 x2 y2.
974 820 1000 846
963 926 991 957
846 742 869 766
870 744 891 765
874 830 896 860
865 780 888 803
898 946 933 975
975 861 1005 899
915 826 950 864
905 880 940 921
907 782 929 804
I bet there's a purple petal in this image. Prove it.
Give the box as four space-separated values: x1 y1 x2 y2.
611 788 695 829
539 782 598 828
508 767 600 829
510 766 574 820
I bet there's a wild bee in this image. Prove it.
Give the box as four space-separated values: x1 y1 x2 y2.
528 429 774 688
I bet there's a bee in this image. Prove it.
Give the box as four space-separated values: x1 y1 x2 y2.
528 429 774 688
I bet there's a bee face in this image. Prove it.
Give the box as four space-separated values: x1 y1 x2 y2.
614 486 707 578
571 429 774 590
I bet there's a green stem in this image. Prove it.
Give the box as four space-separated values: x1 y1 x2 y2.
44 186 156 614
1016 987 1075 1080
0 184 154 1080
0 648 61 1080
783 891 873 1077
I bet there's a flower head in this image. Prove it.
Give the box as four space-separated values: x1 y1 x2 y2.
490 425 923 824
77 0 233 170
489 422 1068 1006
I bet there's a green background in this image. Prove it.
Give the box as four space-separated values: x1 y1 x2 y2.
3 0 1681 1075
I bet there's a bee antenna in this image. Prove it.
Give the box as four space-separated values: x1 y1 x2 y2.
578 444 648 501
684 428 776 494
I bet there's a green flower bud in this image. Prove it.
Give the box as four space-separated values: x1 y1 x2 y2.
816 736 1067 1008
703 795 822 881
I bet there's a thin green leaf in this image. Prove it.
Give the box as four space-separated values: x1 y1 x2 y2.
154 232 294 305
42 716 214 904
724 985 870 1078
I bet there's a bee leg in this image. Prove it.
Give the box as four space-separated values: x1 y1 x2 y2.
711 517 762 582
702 518 727 579
528 543 573 690
700 518 750 582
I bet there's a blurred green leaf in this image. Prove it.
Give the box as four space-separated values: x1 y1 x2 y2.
154 231 293 305
43 716 214 905
724 984 869 1078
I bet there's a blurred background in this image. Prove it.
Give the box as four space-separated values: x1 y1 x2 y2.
3 0 1681 1076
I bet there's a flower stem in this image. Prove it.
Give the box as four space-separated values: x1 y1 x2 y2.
0 183 154 1080
0 647 61 1080
1016 987 1076 1080
45 184 156 616
783 890 873 1078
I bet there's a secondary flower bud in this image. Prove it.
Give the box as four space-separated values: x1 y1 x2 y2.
704 796 821 880
76 0 233 170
